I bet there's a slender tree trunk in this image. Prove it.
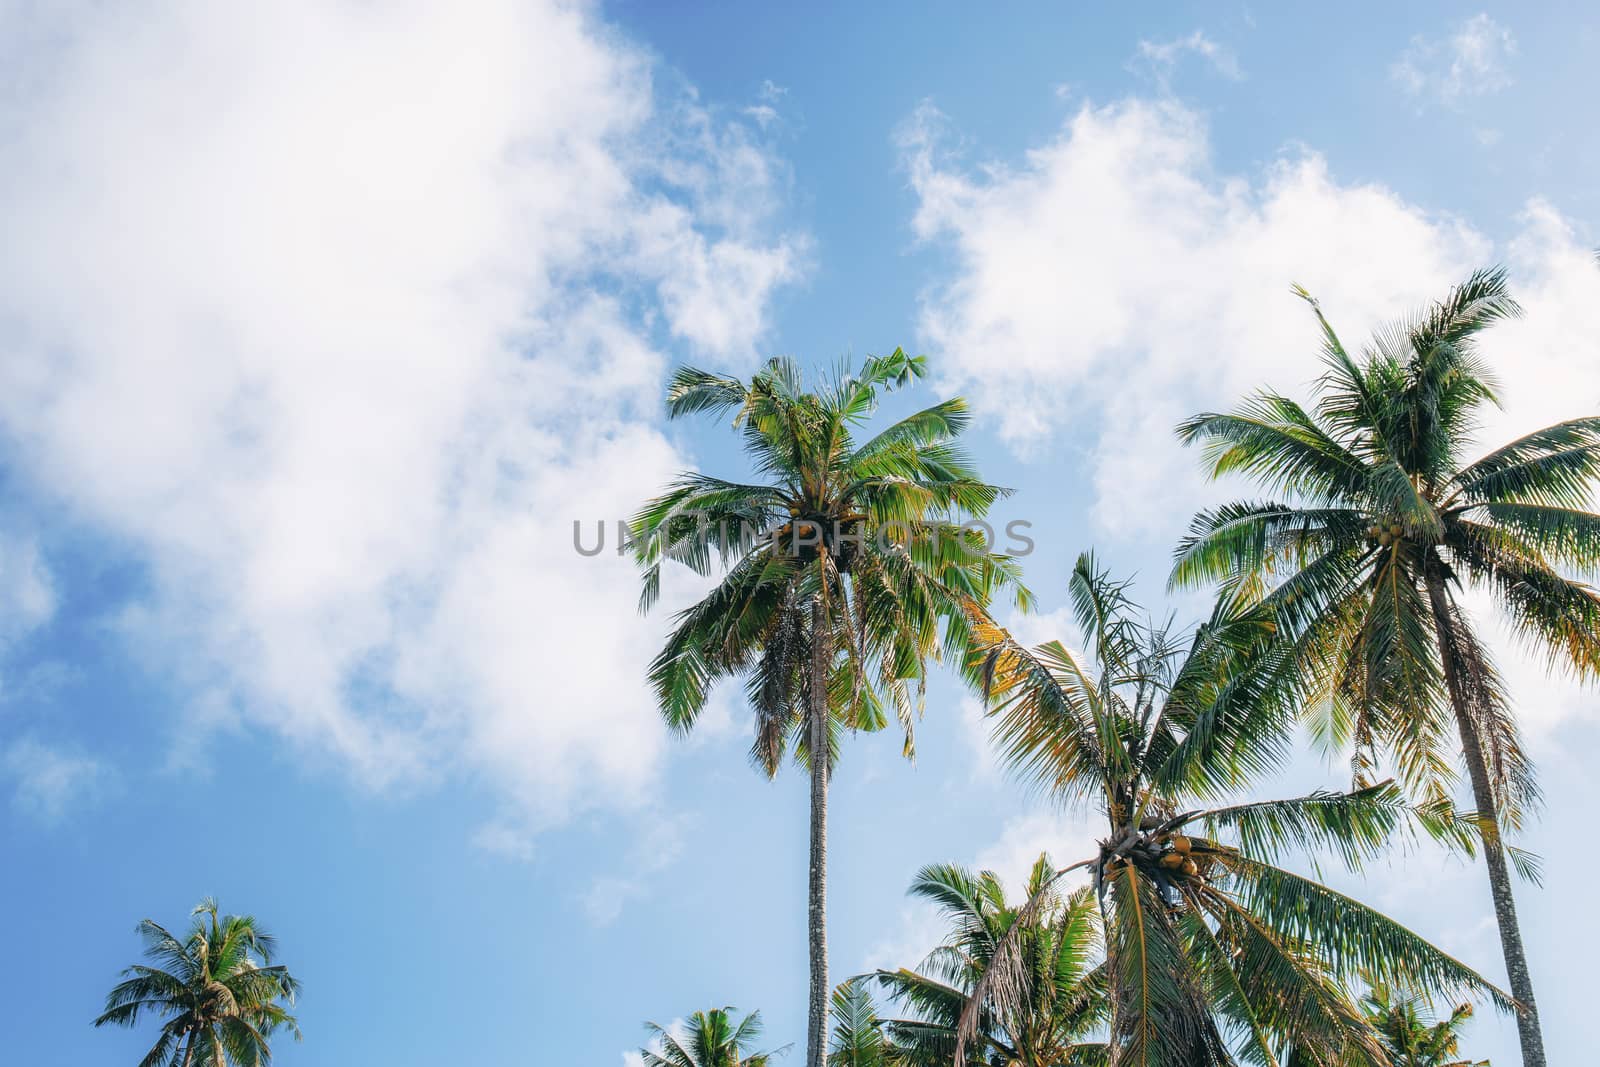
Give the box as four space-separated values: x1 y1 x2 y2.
180 1029 197 1067
1425 575 1546 1067
806 595 831 1067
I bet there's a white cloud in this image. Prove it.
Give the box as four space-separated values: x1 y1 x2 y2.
742 79 790 131
580 809 690 925
743 105 779 129
1131 31 1243 87
862 803 1100 973
1392 13 1516 106
973 806 1101 888
3 737 105 822
901 96 1489 535
0 534 55 698
0 535 54 644
901 94 1600 735
0 1 803 839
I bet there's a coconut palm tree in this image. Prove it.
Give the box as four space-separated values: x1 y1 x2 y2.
869 855 1108 1066
640 1008 787 1067
93 899 300 1067
1288 986 1489 1067
960 553 1509 1067
634 350 1028 1067
1171 267 1600 1067
1360 985 1488 1067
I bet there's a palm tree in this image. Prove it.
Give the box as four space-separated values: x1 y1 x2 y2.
961 553 1509 1067
640 1008 787 1067
634 350 1028 1067
93 899 300 1067
1171 267 1600 1067
869 855 1108 1066
1360 985 1488 1067
1288 986 1489 1067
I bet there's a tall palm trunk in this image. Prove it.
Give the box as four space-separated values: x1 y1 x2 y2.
806 593 831 1067
1424 574 1545 1067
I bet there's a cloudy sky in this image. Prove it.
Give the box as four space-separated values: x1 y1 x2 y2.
2 2 1598 1063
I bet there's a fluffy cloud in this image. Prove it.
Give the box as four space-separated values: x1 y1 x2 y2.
0 1 803 838
902 94 1600 733
1392 13 1517 105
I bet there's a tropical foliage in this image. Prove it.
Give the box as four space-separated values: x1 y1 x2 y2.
93 899 300 1067
633 350 1028 1067
1172 267 1600 1065
960 553 1508 1067
868 855 1107 1066
640 1008 787 1067
1359 985 1487 1067
85 282 1581 1067
828 979 900 1067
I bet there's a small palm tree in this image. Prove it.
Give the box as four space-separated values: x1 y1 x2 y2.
1172 267 1600 1067
870 855 1107 1066
962 554 1509 1067
640 1007 787 1067
1289 986 1489 1067
1361 985 1488 1067
93 899 300 1067
634 350 1027 1067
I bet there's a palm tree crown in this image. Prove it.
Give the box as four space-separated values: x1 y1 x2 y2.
963 554 1507 1067
1361 985 1488 1067
640 1007 787 1067
635 348 1027 767
1172 266 1600 1066
870 855 1108 1066
634 349 1028 1067
94 899 300 1067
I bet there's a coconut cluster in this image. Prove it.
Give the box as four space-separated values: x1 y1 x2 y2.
764 510 867 571
1366 518 1406 547
1100 829 1215 884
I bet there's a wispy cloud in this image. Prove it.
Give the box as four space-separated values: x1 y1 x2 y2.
743 78 789 129
1392 13 1517 106
3 737 105 823
0 535 54 644
581 810 689 925
1130 31 1244 89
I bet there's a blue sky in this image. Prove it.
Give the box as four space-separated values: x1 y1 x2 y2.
2 2 1598 1063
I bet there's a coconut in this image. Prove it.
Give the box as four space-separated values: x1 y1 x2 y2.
1390 523 1403 536
1181 858 1199 877
1171 835 1192 854
1160 852 1185 869
1378 532 1392 546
